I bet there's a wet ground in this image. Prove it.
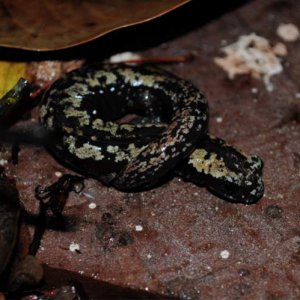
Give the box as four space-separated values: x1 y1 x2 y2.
4 0 300 299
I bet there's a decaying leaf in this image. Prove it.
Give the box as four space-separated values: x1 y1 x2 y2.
0 0 190 51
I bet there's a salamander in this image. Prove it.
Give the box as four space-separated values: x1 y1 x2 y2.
39 64 264 203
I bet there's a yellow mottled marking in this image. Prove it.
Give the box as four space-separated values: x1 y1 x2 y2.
189 149 239 180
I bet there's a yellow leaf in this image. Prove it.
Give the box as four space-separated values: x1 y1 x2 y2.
0 61 31 98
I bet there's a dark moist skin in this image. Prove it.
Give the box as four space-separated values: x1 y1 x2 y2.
39 64 264 203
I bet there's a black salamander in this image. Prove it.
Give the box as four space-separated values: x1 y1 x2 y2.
39 64 264 203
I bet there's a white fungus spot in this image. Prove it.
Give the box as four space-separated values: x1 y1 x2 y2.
69 242 80 252
220 250 230 259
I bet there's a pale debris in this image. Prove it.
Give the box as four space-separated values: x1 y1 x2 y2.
0 151 7 166
82 191 95 200
88 202 97 209
69 242 80 252
215 116 223 123
272 42 288 56
220 249 230 259
135 225 143 232
27 60 85 88
277 23 300 42
0 158 7 166
109 51 141 63
54 171 63 178
214 33 287 91
251 87 258 94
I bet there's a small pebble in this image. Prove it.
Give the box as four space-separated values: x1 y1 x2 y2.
206 265 212 271
54 171 63 177
135 225 143 232
89 202 97 209
216 117 223 123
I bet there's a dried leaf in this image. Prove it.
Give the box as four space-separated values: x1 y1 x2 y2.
0 0 190 51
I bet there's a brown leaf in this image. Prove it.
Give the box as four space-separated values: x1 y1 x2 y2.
0 0 190 51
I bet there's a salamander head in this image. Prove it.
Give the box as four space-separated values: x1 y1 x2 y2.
208 155 264 204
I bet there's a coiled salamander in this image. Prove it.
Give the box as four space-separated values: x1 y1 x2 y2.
39 64 264 203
